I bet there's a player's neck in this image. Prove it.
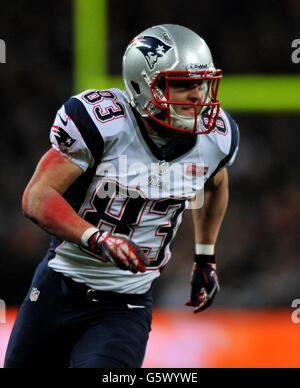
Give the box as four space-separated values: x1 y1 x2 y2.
141 117 176 140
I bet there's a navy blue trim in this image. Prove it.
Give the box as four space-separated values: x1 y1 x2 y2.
64 97 104 166
44 98 105 264
47 236 63 259
208 111 239 180
132 108 197 162
63 97 106 220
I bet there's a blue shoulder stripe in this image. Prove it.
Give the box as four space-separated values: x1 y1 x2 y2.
64 97 104 166
224 111 239 160
209 111 239 179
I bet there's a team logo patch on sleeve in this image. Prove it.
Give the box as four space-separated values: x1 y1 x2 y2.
130 36 172 70
52 125 76 151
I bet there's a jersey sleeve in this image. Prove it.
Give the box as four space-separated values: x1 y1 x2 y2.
223 111 239 167
207 111 239 180
50 97 104 172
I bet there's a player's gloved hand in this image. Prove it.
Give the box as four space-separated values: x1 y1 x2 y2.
185 254 220 313
87 231 150 273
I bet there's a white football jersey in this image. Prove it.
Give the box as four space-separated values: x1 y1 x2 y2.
47 88 239 294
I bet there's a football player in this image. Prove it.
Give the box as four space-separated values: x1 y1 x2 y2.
5 24 239 368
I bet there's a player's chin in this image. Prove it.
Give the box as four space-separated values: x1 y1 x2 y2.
176 107 198 117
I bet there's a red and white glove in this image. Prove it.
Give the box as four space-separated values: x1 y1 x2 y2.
87 231 150 273
185 254 220 313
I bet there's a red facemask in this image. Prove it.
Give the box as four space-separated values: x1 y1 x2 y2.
144 70 223 134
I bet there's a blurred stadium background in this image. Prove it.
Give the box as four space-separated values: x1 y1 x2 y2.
1 0 300 367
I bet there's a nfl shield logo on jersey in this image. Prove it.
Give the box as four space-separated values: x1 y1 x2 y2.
29 287 40 302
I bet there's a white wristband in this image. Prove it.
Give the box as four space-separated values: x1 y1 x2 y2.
195 243 215 255
81 227 100 248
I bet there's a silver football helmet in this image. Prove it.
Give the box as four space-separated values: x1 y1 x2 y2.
122 24 222 134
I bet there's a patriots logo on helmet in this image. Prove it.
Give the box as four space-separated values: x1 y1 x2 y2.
131 36 172 70
52 125 76 151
